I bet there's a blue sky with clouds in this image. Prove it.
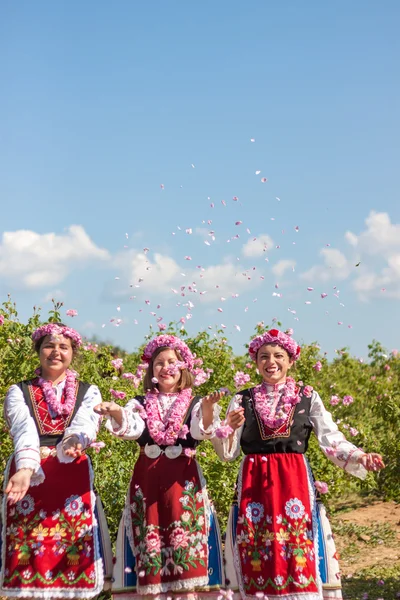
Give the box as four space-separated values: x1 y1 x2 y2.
1 0 399 357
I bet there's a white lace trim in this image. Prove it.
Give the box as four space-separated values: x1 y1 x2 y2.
137 574 210 595
197 402 222 437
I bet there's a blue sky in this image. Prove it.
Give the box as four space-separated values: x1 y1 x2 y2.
1 0 399 358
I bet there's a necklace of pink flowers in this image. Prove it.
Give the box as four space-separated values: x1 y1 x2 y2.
144 387 193 446
253 377 301 430
35 369 77 416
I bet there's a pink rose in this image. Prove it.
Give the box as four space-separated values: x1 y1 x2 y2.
111 358 123 369
233 371 251 389
110 389 126 400
313 361 322 372
349 427 359 437
0 314 4 326
342 395 354 406
66 309 78 317
215 422 234 439
303 385 313 398
314 481 329 494
330 395 340 406
384 364 391 371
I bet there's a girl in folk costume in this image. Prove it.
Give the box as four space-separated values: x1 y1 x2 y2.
0 323 112 599
209 329 384 600
94 334 225 600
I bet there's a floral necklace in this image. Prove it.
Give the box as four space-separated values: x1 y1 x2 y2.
36 369 77 416
144 388 193 446
253 376 300 430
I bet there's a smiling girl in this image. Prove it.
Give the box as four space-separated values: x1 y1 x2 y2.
94 334 224 600
210 328 384 600
0 323 112 599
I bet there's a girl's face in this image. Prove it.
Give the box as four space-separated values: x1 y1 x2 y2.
256 343 294 385
152 349 181 394
39 335 73 379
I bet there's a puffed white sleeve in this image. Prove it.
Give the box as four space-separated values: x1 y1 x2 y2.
4 384 45 486
104 398 146 441
190 399 222 440
57 384 103 463
211 395 244 462
309 391 367 479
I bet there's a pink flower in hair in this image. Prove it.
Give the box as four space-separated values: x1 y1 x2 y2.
32 324 82 347
249 329 300 361
142 335 195 370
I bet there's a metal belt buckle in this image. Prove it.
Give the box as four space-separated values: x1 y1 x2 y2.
165 445 183 459
144 444 162 459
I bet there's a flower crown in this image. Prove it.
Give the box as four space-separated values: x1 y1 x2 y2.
249 329 301 361
32 324 82 348
142 335 195 370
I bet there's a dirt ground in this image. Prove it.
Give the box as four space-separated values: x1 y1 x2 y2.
331 500 400 575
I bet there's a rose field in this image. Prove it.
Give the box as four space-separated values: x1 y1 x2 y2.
0 300 399 600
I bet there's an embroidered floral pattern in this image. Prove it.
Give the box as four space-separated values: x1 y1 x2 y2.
3 493 95 587
130 481 208 582
237 497 316 593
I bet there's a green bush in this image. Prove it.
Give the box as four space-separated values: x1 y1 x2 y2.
0 299 398 544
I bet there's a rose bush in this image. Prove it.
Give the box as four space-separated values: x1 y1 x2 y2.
0 300 398 545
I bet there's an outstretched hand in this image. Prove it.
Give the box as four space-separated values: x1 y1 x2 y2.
63 436 84 459
202 391 226 406
358 452 385 471
6 469 32 505
226 407 245 432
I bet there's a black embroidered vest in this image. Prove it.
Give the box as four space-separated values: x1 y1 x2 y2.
237 387 313 454
17 380 90 447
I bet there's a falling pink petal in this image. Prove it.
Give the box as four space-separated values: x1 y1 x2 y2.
185 256 192 260
295 226 299 232
255 170 261 175
217 307 223 312
321 293 328 299
250 138 255 142
210 202 214 208
160 184 164 189
186 228 192 234
235 221 242 226
261 177 268 183
221 200 226 206
234 325 241 331
307 287 314 291
233 196 239 201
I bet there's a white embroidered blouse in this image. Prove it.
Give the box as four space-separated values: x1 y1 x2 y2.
4 381 103 486
210 387 368 479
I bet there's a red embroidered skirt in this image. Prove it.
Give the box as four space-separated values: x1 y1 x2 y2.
235 453 320 599
1 453 104 598
125 454 210 596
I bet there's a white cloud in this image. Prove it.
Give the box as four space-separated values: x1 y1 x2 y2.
345 211 400 257
242 234 274 257
300 211 400 300
272 259 296 278
0 226 109 289
113 250 261 303
300 248 351 283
